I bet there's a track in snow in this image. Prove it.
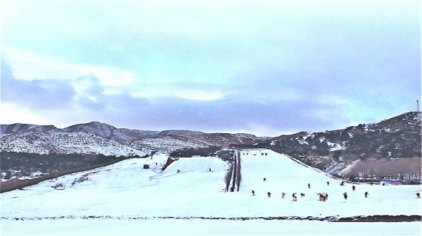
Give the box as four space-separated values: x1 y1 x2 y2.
226 151 241 192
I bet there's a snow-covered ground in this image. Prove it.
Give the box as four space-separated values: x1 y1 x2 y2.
1 149 421 235
2 219 420 236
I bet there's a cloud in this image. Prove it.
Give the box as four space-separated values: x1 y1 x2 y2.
1 60 75 109
130 82 225 102
0 1 419 135
1 47 136 89
0 61 343 135
80 94 346 135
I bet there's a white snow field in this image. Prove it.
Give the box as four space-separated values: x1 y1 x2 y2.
1 149 421 236
2 219 421 236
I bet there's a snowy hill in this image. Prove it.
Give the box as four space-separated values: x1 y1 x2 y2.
0 122 263 155
0 131 146 157
0 123 57 135
265 112 421 179
64 121 159 143
1 149 421 235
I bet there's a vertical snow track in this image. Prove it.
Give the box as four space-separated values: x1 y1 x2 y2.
226 151 241 192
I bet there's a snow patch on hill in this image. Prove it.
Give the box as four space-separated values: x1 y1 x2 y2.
0 131 146 157
133 137 208 153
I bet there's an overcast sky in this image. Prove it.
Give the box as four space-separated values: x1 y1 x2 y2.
0 0 420 136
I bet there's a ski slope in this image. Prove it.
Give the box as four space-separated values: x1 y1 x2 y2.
236 149 421 217
1 149 421 235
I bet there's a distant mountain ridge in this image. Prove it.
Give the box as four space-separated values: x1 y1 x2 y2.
0 121 264 156
0 123 57 134
262 112 421 178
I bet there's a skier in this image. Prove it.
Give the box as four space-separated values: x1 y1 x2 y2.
308 183 311 189
364 192 369 198
343 192 348 200
292 193 297 202
318 192 328 202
